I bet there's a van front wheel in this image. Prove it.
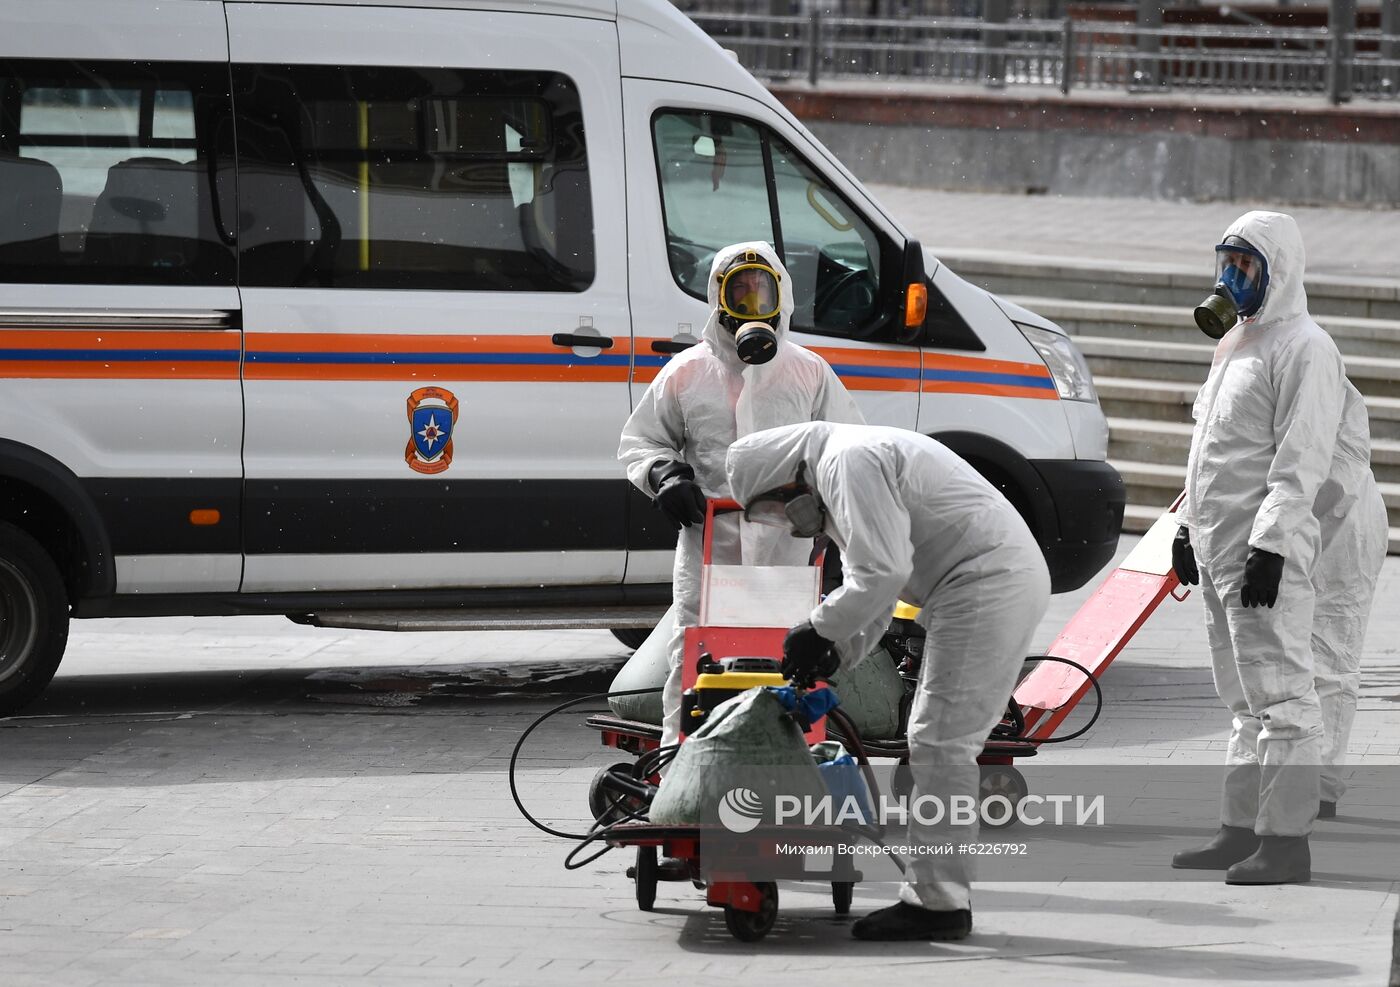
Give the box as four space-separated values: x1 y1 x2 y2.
0 522 69 716
609 628 653 650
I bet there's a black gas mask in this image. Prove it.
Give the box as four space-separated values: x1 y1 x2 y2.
742 462 826 538
716 252 782 365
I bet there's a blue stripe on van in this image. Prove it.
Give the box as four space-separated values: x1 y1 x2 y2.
923 368 1057 390
827 362 921 381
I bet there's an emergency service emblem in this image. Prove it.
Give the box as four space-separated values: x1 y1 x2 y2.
405 386 458 474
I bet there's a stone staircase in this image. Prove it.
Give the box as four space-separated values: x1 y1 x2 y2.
936 251 1400 553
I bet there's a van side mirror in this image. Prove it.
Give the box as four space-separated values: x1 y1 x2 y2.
893 239 929 345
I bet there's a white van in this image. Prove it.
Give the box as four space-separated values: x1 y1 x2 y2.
0 0 1123 712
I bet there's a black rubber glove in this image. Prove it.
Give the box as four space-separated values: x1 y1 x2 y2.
781 621 840 687
1240 548 1285 609
1171 526 1199 586
648 460 705 529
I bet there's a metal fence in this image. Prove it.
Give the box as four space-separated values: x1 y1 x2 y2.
684 11 1400 102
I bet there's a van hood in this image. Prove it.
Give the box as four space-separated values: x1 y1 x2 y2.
921 246 1066 337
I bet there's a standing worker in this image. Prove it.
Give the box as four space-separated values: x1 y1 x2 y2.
1171 210 1366 884
618 241 863 751
1310 381 1387 818
726 421 1050 941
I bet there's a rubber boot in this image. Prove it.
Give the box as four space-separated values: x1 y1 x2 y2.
851 902 971 942
1317 800 1337 819
1171 825 1260 870
1225 835 1311 885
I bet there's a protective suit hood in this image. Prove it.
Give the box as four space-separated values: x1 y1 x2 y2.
1222 211 1308 329
702 241 795 368
727 421 835 507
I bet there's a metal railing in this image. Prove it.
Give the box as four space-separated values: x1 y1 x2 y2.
686 11 1400 102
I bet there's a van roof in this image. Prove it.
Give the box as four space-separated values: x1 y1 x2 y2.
214 0 618 17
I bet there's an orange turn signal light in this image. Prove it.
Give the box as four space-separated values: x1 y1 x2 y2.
189 509 221 526
904 281 928 328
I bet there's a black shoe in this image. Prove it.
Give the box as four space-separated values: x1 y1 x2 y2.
1171 825 1260 870
851 902 972 942
1225 835 1310 885
1318 800 1337 819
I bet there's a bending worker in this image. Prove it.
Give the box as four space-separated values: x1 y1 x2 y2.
1171 210 1377 884
726 421 1050 942
618 241 862 751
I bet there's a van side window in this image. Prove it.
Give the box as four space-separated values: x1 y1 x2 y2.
233 66 594 292
0 59 235 285
651 112 774 298
652 109 883 338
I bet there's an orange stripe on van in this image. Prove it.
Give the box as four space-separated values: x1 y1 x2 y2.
0 361 239 380
921 381 1060 400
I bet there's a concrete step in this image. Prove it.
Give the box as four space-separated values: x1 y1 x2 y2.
943 249 1400 320
1107 416 1195 462
1013 295 1400 361
1095 376 1400 441
1112 458 1400 530
1105 417 1400 485
1121 501 1400 554
1096 377 1198 425
1080 335 1400 398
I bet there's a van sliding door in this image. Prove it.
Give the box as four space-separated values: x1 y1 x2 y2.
227 4 629 594
0 1 243 596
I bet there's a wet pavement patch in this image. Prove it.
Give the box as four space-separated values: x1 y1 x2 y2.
304 658 630 706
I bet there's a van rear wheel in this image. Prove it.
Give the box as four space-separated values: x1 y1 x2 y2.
0 522 69 716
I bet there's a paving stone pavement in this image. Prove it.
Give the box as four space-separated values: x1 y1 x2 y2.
869 184 1400 281
2 531 1398 985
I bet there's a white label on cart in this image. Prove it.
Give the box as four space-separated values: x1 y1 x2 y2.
700 564 821 627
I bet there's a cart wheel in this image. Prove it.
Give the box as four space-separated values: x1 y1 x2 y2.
724 882 778 942
635 846 658 912
589 762 642 824
832 881 854 916
979 764 1028 830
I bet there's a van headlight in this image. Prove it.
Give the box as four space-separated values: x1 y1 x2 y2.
1015 323 1098 403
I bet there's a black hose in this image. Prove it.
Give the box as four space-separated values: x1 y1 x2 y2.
1015 654 1104 744
507 686 663 841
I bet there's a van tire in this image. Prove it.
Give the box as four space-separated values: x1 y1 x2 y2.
0 522 70 716
610 627 653 650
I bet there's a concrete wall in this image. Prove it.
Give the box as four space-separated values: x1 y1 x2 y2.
773 86 1400 206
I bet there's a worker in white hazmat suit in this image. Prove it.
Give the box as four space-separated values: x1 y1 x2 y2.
1171 210 1362 884
1312 382 1388 817
726 421 1050 942
617 241 863 751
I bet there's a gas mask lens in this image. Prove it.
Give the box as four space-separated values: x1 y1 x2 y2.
718 262 781 322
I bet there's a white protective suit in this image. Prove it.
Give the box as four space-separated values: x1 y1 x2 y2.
1312 380 1388 804
727 422 1051 913
617 241 863 747
1178 210 1350 837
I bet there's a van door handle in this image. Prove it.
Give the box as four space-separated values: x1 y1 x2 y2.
651 339 695 354
551 332 614 349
